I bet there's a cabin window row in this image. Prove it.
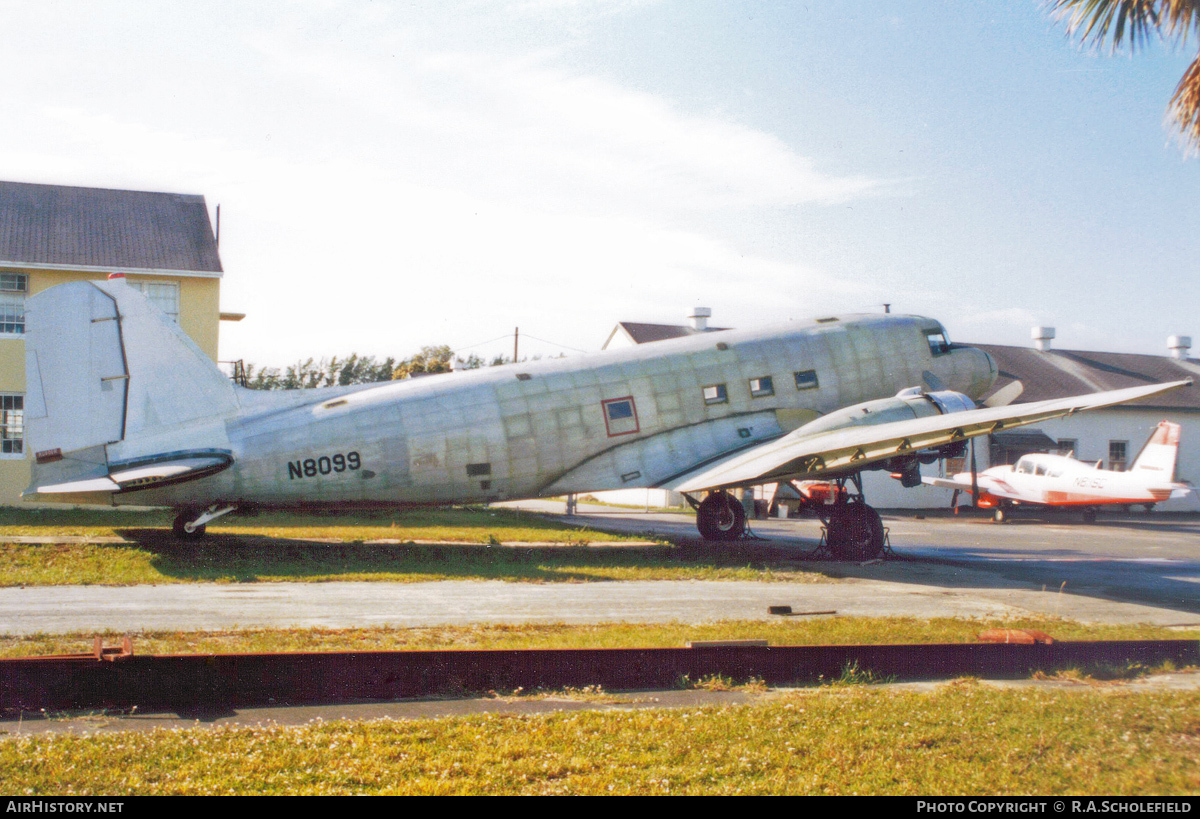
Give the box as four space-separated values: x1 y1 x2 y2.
703 370 819 405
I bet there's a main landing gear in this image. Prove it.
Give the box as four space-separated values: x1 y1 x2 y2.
692 475 887 561
813 475 886 561
695 491 747 541
172 503 237 540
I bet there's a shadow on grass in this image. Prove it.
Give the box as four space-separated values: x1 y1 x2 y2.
110 528 818 583
0 506 604 536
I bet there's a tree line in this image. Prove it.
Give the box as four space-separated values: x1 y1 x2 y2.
240 346 535 390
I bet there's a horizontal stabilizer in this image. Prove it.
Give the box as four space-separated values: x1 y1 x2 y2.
35 477 121 494
107 451 233 491
26 450 232 497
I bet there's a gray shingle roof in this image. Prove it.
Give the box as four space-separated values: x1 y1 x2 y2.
613 321 729 344
0 180 222 274
973 344 1200 411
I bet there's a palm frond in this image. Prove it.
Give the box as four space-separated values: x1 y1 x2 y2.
1052 1 1200 153
1051 0 1165 53
1168 53 1200 153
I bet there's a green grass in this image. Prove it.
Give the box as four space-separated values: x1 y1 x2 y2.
0 506 637 542
0 507 828 586
3 686 1198 794
0 540 825 586
4 617 1196 658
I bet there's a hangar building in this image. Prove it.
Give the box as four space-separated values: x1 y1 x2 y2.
602 312 1200 513
0 180 228 504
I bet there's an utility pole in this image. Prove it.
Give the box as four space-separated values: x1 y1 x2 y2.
513 327 519 364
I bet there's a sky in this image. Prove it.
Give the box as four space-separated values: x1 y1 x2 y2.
0 0 1197 367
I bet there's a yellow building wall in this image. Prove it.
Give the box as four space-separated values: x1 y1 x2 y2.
0 268 221 504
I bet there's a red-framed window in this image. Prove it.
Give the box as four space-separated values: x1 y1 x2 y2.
601 396 639 437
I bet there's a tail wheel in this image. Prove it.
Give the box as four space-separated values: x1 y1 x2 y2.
172 510 206 540
697 492 746 541
827 501 885 561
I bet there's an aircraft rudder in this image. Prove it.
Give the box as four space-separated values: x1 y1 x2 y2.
23 279 240 497
1130 421 1182 479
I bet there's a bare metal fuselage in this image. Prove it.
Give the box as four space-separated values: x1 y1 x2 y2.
115 314 996 510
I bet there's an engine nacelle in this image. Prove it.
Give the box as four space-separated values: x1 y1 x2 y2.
795 387 977 439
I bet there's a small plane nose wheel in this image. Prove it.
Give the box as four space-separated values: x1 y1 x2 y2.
696 491 746 541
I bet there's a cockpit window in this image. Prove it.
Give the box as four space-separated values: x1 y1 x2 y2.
925 328 951 357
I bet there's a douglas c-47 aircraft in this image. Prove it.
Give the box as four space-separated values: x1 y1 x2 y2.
20 278 1193 559
908 421 1192 522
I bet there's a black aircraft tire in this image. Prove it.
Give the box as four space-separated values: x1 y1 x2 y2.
172 511 206 540
697 492 746 541
827 502 884 561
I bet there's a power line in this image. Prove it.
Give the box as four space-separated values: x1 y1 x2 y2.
520 333 590 355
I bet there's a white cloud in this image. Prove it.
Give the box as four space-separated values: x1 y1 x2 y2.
244 23 882 218
0 3 889 364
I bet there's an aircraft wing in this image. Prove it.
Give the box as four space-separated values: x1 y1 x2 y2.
918 475 971 491
661 379 1192 493
915 473 1025 501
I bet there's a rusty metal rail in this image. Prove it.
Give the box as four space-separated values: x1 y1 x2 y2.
1 639 1196 714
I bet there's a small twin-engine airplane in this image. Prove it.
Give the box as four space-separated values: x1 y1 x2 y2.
20 278 1192 559
909 421 1192 522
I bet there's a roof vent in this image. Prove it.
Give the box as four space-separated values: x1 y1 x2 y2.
1032 326 1055 352
689 307 712 331
1168 335 1192 360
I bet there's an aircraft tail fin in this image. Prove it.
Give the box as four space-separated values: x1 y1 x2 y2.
1130 421 1182 480
24 279 238 496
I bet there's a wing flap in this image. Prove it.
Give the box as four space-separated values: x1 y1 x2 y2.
662 379 1191 493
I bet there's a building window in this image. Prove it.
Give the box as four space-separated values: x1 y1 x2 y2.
702 384 727 405
0 273 27 335
794 370 819 390
0 394 23 456
129 280 180 323
749 376 774 397
1109 440 1128 471
925 328 950 357
1057 439 1077 456
601 396 639 437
